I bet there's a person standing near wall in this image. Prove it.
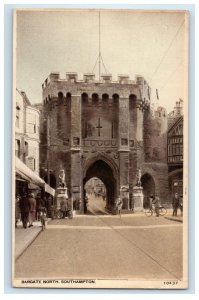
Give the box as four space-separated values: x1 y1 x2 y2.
172 192 179 217
149 194 154 210
28 193 36 227
117 197 123 218
179 195 183 216
19 193 29 229
15 194 20 228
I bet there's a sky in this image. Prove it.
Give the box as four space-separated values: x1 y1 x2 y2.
16 9 188 113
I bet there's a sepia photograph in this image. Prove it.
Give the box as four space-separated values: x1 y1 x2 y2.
13 8 188 289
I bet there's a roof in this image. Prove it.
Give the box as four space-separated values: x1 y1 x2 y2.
168 115 183 133
16 89 31 106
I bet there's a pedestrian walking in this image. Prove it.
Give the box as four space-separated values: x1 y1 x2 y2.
35 192 42 221
179 195 183 216
47 195 52 217
152 194 160 217
28 193 36 227
149 194 154 209
19 194 29 229
172 192 179 217
117 197 123 218
15 194 21 228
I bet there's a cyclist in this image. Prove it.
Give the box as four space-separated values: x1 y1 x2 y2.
152 193 160 217
149 194 154 209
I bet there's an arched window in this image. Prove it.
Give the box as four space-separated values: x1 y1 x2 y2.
65 92 71 106
82 93 88 105
129 94 137 109
58 92 64 103
112 93 119 104
92 93 99 105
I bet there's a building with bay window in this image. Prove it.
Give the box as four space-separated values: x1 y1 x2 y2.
167 100 183 198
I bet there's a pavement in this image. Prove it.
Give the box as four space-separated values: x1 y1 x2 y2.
15 220 49 260
14 198 183 260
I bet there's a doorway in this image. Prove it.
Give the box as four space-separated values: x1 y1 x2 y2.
83 159 117 214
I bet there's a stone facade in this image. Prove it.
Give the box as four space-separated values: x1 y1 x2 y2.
15 89 40 174
39 72 169 213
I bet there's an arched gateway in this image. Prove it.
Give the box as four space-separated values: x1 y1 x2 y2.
83 156 119 213
40 72 170 215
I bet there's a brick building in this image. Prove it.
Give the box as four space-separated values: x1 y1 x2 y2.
39 72 169 213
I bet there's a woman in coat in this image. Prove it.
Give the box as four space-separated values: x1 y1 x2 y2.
28 193 36 227
19 194 30 229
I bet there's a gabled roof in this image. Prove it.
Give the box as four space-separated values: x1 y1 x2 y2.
16 88 31 105
168 116 183 134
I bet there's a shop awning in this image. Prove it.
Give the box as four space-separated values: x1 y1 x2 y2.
15 157 55 196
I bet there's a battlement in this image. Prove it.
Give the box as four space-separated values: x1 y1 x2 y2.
42 72 151 108
42 72 147 89
154 106 167 118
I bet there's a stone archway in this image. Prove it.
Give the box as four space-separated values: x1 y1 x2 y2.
83 158 118 214
141 173 155 208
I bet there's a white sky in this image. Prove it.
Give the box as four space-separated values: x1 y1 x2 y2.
16 9 187 113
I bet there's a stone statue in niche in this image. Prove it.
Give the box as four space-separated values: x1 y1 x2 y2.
136 169 142 187
59 169 66 188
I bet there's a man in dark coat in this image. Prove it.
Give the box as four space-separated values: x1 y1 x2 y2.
172 192 179 217
179 195 183 216
19 194 29 229
60 197 68 218
28 193 36 227
152 194 160 217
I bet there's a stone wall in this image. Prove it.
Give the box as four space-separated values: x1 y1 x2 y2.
142 162 170 205
38 72 169 212
143 106 167 163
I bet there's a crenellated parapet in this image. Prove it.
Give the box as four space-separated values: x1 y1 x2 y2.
42 72 151 111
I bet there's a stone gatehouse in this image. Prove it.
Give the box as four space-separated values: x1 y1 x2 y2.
39 72 169 213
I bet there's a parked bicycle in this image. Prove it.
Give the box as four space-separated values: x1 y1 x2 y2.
145 205 167 217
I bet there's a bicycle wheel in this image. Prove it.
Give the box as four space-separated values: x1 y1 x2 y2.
159 207 167 216
57 210 64 219
145 209 153 217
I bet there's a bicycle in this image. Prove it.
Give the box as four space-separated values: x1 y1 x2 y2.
54 208 73 219
145 206 167 217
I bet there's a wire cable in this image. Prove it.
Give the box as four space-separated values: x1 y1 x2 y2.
148 19 185 84
151 61 183 103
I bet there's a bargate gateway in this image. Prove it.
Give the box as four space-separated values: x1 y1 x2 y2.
40 72 169 213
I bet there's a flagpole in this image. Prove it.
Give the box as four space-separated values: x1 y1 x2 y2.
99 11 101 81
